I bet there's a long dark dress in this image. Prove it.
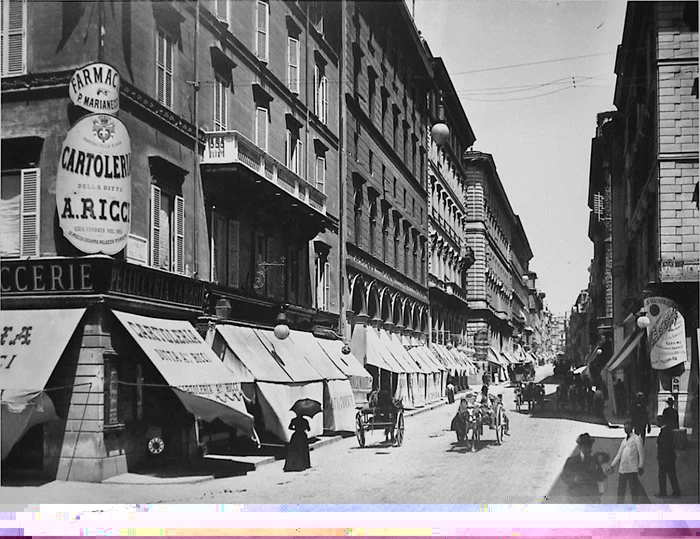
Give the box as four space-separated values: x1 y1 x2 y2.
284 416 311 472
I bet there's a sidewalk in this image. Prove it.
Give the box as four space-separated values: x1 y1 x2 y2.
546 428 699 504
104 389 472 485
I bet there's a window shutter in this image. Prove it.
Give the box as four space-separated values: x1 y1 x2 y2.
174 194 184 274
315 156 325 193
165 36 173 109
227 220 239 288
156 32 165 104
288 37 299 93
256 107 267 151
296 139 303 177
150 185 161 268
215 0 227 22
323 260 330 310
3 0 25 76
19 167 39 257
321 76 328 123
313 65 319 116
256 1 268 62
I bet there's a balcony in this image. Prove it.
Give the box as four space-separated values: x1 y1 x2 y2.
202 131 327 217
428 274 469 308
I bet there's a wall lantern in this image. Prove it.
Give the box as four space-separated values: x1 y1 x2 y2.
636 311 651 329
274 308 290 340
431 91 450 146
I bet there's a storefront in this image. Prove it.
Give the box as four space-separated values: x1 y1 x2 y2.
355 325 408 404
1 256 254 483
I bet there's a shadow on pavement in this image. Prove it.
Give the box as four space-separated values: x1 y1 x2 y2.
545 434 700 505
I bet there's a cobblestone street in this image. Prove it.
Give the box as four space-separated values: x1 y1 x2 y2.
1 366 653 506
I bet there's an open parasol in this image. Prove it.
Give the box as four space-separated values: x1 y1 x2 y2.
290 398 322 418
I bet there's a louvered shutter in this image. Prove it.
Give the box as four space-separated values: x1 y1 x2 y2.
256 1 268 62
285 129 290 168
150 185 161 268
296 139 303 176
156 32 165 104
164 35 173 109
321 75 328 123
288 37 299 93
313 65 319 116
315 155 325 193
323 260 330 310
19 167 39 257
215 0 227 22
256 107 267 151
174 194 184 274
3 0 25 76
227 220 239 288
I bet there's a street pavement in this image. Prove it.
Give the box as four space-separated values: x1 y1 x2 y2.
1 364 696 506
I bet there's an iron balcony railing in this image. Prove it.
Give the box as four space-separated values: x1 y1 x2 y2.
202 131 327 215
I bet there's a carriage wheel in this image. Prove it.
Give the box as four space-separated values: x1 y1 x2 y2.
355 413 366 448
394 411 405 447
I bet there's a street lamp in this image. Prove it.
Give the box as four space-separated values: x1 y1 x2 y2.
636 311 651 329
431 91 450 146
273 307 290 340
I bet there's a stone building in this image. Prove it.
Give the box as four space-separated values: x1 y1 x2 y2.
602 1 698 426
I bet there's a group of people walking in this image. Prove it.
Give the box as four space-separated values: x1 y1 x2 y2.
562 395 683 503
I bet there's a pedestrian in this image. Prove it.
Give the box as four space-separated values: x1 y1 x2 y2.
496 394 510 435
562 433 606 503
608 420 646 503
284 413 311 472
662 397 679 430
446 379 455 404
631 392 652 444
482 370 491 386
655 414 681 498
614 378 627 416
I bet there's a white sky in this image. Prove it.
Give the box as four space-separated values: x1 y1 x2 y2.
413 0 628 316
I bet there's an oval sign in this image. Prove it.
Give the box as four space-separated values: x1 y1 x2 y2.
69 62 120 114
56 113 131 255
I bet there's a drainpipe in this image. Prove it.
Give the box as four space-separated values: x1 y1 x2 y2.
338 0 348 339
192 0 200 278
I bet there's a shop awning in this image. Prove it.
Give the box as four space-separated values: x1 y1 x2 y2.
284 330 346 380
488 347 507 367
253 329 324 382
112 311 254 438
213 324 292 382
382 331 420 373
407 346 433 374
501 350 518 365
415 346 443 373
1 308 86 394
1 308 86 461
315 338 373 395
604 330 644 373
365 327 406 373
432 344 459 372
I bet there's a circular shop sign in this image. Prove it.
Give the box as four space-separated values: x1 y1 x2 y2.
56 113 131 255
69 62 120 114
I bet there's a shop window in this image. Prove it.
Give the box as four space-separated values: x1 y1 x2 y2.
156 28 175 110
0 167 39 257
211 212 239 288
150 178 184 274
103 354 140 428
256 0 269 62
1 0 26 76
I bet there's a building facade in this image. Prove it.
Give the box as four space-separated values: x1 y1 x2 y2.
603 1 698 426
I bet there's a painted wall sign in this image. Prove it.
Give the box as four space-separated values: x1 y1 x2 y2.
644 296 688 371
69 62 120 113
56 113 131 255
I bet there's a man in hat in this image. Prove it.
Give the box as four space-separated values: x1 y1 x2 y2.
562 433 606 503
662 397 679 431
608 420 646 503
655 414 681 498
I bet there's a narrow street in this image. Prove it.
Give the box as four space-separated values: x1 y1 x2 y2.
0 366 622 505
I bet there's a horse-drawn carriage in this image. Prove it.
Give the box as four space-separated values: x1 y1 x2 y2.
515 381 545 412
355 390 405 448
451 391 507 450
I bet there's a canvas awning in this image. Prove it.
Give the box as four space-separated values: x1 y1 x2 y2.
315 338 373 406
382 331 421 373
407 346 433 375
112 311 255 438
414 346 444 373
604 330 644 373
1 308 86 460
501 350 518 365
432 344 459 372
488 347 507 367
210 324 332 440
365 327 406 373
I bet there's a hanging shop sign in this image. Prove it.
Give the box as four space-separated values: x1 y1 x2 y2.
69 62 120 114
644 296 688 371
56 113 131 255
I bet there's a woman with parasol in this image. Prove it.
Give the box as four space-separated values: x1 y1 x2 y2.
284 398 321 472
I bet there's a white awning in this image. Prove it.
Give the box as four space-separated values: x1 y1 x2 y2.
604 330 644 373
112 310 254 438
